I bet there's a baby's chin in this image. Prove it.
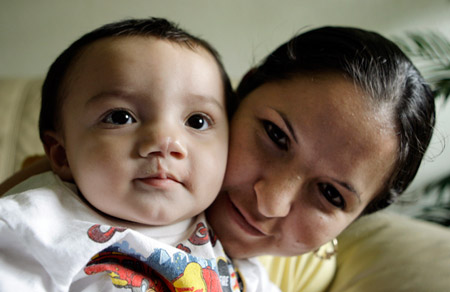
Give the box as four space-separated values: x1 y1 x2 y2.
132 206 201 227
122 212 186 227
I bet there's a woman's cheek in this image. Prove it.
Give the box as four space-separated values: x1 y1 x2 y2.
281 203 326 251
224 134 259 186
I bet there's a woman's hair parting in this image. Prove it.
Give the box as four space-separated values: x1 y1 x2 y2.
39 17 236 140
237 26 436 214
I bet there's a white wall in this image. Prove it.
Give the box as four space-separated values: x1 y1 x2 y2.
1 0 449 80
1 0 449 192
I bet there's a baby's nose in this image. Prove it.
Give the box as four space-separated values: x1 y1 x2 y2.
138 126 187 160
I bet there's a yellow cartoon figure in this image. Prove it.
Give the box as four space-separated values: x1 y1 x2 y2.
173 262 222 292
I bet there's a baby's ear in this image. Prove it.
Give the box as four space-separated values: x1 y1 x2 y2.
42 131 73 181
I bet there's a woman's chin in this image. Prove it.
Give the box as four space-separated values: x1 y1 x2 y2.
222 240 259 259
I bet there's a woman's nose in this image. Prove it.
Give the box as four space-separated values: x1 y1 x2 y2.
254 175 301 218
138 125 188 160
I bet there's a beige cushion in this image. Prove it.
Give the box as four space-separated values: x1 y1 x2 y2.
329 212 450 291
0 78 44 182
259 247 336 292
260 212 450 292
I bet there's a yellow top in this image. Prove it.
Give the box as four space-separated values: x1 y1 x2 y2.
259 242 336 292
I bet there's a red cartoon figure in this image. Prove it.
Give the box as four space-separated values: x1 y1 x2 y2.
84 251 172 292
176 243 191 254
88 224 126 243
188 223 209 246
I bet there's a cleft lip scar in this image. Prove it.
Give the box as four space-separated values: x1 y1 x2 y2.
137 157 185 186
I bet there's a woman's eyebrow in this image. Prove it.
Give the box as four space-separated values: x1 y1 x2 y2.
275 109 298 143
332 179 362 204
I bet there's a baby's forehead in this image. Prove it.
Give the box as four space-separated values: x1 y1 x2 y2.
62 35 218 90
65 36 218 82
81 35 210 61
60 35 226 112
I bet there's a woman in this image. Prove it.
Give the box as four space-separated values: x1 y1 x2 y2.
0 26 435 291
206 26 434 259
204 26 435 290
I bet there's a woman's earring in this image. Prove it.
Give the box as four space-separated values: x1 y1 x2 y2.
313 238 338 260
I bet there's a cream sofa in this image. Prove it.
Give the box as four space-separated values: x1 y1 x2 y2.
1 78 450 291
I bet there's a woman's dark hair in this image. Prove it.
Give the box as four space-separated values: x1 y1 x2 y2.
237 26 436 214
39 17 236 139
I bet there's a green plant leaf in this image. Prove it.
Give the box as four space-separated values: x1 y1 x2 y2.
395 31 450 226
394 31 450 102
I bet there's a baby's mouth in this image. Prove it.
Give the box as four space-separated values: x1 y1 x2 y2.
149 172 179 182
137 158 184 187
136 173 182 189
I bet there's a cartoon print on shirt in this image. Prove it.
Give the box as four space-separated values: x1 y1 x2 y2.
87 224 127 243
145 247 238 292
188 222 210 245
85 244 226 292
84 223 240 291
217 258 233 292
176 243 191 254
208 228 218 247
176 222 214 253
84 251 171 292
173 262 222 291
174 222 218 255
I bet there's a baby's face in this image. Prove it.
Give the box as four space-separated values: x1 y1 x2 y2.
55 36 228 225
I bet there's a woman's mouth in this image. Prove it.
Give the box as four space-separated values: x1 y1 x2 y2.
227 195 267 237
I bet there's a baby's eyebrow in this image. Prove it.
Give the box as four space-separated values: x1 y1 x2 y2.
187 94 225 110
85 90 133 106
86 91 225 114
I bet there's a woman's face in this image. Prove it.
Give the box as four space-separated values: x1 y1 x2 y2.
206 73 398 259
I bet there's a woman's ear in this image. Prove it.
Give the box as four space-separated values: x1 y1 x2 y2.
42 131 73 181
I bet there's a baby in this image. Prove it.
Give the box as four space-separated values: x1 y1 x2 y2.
0 18 242 292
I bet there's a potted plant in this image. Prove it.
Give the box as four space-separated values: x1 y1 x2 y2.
395 31 450 226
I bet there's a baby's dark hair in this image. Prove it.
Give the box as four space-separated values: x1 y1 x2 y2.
237 26 436 215
39 17 236 140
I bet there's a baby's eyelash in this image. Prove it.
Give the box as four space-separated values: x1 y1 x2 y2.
102 109 136 125
185 113 214 131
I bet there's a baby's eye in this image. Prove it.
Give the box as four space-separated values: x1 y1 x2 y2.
102 110 136 125
185 113 213 131
263 120 289 150
318 183 346 209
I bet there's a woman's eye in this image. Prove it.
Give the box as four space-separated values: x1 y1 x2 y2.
263 120 289 150
186 114 212 131
318 183 346 209
102 110 136 125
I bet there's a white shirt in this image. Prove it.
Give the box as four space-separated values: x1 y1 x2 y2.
2 172 275 292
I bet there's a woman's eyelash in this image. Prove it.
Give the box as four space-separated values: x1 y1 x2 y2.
318 183 346 209
262 120 289 150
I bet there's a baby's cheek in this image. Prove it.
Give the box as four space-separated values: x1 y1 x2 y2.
71 148 123 191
